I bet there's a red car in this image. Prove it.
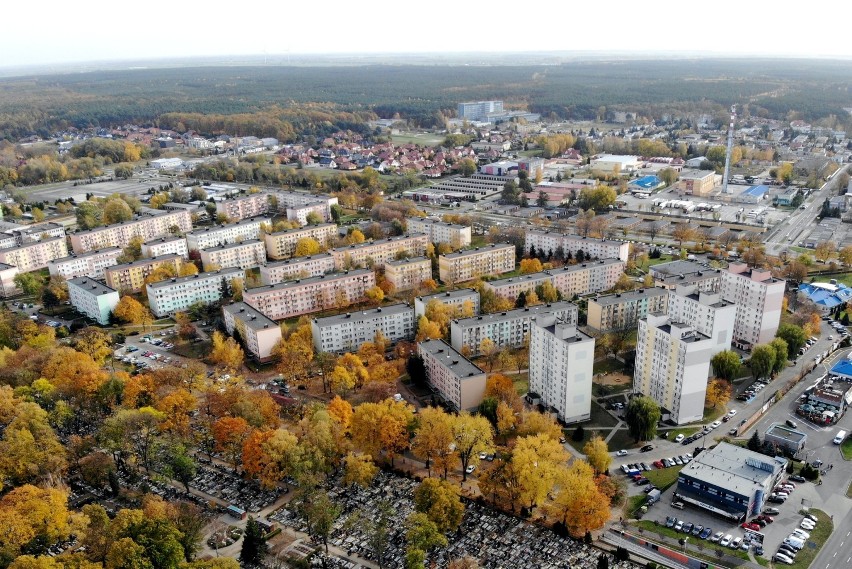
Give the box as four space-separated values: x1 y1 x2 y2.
742 522 761 531
653 460 664 469
757 515 774 524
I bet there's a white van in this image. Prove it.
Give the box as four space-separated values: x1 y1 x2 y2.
834 430 847 445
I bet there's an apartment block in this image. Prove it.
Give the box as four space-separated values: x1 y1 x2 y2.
311 303 415 353
634 313 714 425
223 302 282 362
260 253 335 285
655 269 722 293
720 263 786 349
141 236 189 259
263 224 337 260
330 234 428 271
287 202 329 225
414 289 480 319
0 222 66 248
384 257 432 292
243 269 376 321
0 236 69 273
484 259 625 301
418 339 487 411
185 216 271 251
524 230 630 262
200 240 266 271
48 247 121 280
450 302 578 356
147 268 242 317
438 243 515 284
587 288 669 333
667 284 737 356
104 254 183 293
70 210 192 253
274 190 338 210
481 272 551 303
0 263 19 297
529 321 595 424
406 218 471 249
67 277 120 325
216 193 271 221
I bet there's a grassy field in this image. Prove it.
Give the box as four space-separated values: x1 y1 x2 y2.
507 372 529 396
390 132 446 146
171 339 212 360
666 426 701 439
593 358 625 375
645 465 683 491
787 509 832 569
841 437 852 460
703 405 727 422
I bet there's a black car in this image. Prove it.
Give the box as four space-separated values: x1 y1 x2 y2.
683 522 694 534
789 475 806 483
640 444 654 452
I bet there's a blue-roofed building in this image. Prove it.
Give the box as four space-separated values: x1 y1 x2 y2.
629 175 665 195
798 281 852 314
734 184 770 204
829 359 852 380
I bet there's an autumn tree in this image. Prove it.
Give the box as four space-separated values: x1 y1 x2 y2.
452 412 494 481
209 331 244 372
519 258 543 274
515 409 563 441
0 485 75 557
294 237 322 256
411 406 456 478
242 427 298 489
711 350 741 381
413 477 465 533
71 327 113 365
705 378 732 409
366 285 385 305
583 434 612 475
546 460 611 537
343 452 378 488
351 398 415 465
112 296 152 327
513 434 568 509
299 490 340 555
672 223 695 250
212 416 251 471
479 337 498 371
99 406 164 473
415 315 442 342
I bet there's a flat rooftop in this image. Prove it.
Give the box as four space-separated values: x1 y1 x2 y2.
69 277 117 296
201 239 263 252
765 423 807 444
245 268 372 293
49 247 122 263
385 256 430 267
263 253 333 268
650 260 707 277
267 223 336 237
453 302 577 327
419 339 484 378
416 288 479 303
187 216 271 236
680 442 784 498
591 288 667 306
330 233 426 253
312 303 412 326
408 218 469 230
525 229 628 247
147 267 242 290
223 302 279 331
441 243 514 259
107 254 182 270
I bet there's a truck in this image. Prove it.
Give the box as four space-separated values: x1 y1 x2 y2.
646 489 662 505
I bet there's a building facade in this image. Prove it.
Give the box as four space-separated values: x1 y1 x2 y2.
587 288 669 332
146 268 242 317
70 210 192 253
311 303 415 353
216 193 271 221
667 284 737 356
720 263 785 349
48 247 121 280
200 240 266 271
406 218 472 249
528 321 595 424
634 313 714 425
185 216 271 251
677 169 717 196
524 230 630 262
438 243 515 284
222 302 282 362
259 253 336 285
414 289 480 319
141 236 189 259
384 257 432 292
243 269 376 321
483 260 625 301
0 236 69 273
287 202 329 225
330 234 429 271
418 339 487 411
450 302 578 355
263 224 337 260
0 263 19 297
457 100 504 121
67 277 120 325
104 254 184 293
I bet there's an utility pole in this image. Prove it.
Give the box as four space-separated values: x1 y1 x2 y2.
723 105 737 194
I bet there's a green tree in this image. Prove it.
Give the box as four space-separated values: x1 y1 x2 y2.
747 431 762 452
710 350 741 381
577 186 617 211
458 158 477 177
239 518 268 565
776 323 806 359
769 338 789 376
749 344 776 380
14 272 45 296
501 180 520 205
413 478 464 533
300 490 341 555
624 396 660 442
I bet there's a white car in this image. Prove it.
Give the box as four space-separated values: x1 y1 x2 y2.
719 534 733 547
674 434 685 443
616 450 628 457
800 520 815 530
727 409 737 416
773 553 794 565
730 537 742 549
803 513 817 523
465 465 476 474
710 420 722 429
792 529 810 539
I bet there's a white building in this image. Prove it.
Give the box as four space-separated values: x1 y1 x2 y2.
186 216 271 251
146 268 242 318
484 259 625 301
222 302 282 363
418 339 487 411
311 303 415 353
0 263 19 297
259 253 336 285
528 320 595 424
589 154 641 173
330 234 429 271
667 284 737 356
67 277 120 325
720 263 786 349
524 230 630 262
634 313 715 425
151 157 184 170
263 224 337 260
438 243 515 284
450 301 578 355
200 239 266 271
70 210 192 253
287 202 329 225
141 236 189 259
406 218 472 249
384 256 432 292
414 288 480 319
48 247 122 280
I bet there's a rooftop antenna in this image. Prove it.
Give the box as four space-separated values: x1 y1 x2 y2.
723 104 737 194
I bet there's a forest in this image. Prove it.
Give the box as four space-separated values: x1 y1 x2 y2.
1 58 851 140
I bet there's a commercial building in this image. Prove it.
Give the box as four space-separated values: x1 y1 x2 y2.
222 302 282 363
457 100 504 122
260 253 335 285
450 302 578 356
414 289 480 319
418 339 487 411
67 277 120 325
48 247 121 280
589 154 641 173
311 303 415 353
185 216 271 251
426 173 514 200
675 442 786 521
797 281 852 314
406 218 472 249
720 263 785 349
634 313 714 425
528 320 595 424
667 284 737 356
384 257 432 292
438 243 515 284
734 184 770 204
243 269 375 321
524 230 630 263
216 193 271 221
0 237 69 273
677 169 717 196
263 224 337 260
70 210 192 253
764 423 807 455
141 236 189 259
0 263 19 297
587 288 669 333
330 234 428 271
200 239 266 271
146 268 242 317
104 254 184 293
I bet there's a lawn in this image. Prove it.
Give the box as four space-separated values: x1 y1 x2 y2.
644 255 677 268
644 464 683 491
841 437 852 460
788 509 832 569
665 427 701 439
565 401 620 452
593 359 625 375
702 405 727 422
171 339 212 360
847 480 852 498
506 372 528 396
634 520 751 562
390 132 446 146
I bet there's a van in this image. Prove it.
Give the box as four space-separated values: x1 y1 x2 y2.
672 501 685 510
834 430 847 445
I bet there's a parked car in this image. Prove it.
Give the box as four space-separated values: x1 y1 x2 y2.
803 513 818 523
653 460 664 469
719 535 733 547
742 522 761 531
773 553 794 565
674 434 685 443
757 515 774 524
616 449 628 457
789 474 806 482
682 522 694 534
691 524 703 537
699 527 713 540
710 531 724 543
665 516 676 528
730 537 742 549
674 520 684 531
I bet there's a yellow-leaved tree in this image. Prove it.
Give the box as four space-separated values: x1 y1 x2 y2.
512 433 568 510
209 331 244 372
582 434 612 475
546 460 611 537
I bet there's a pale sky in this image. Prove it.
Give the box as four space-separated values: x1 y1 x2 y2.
2 0 852 70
